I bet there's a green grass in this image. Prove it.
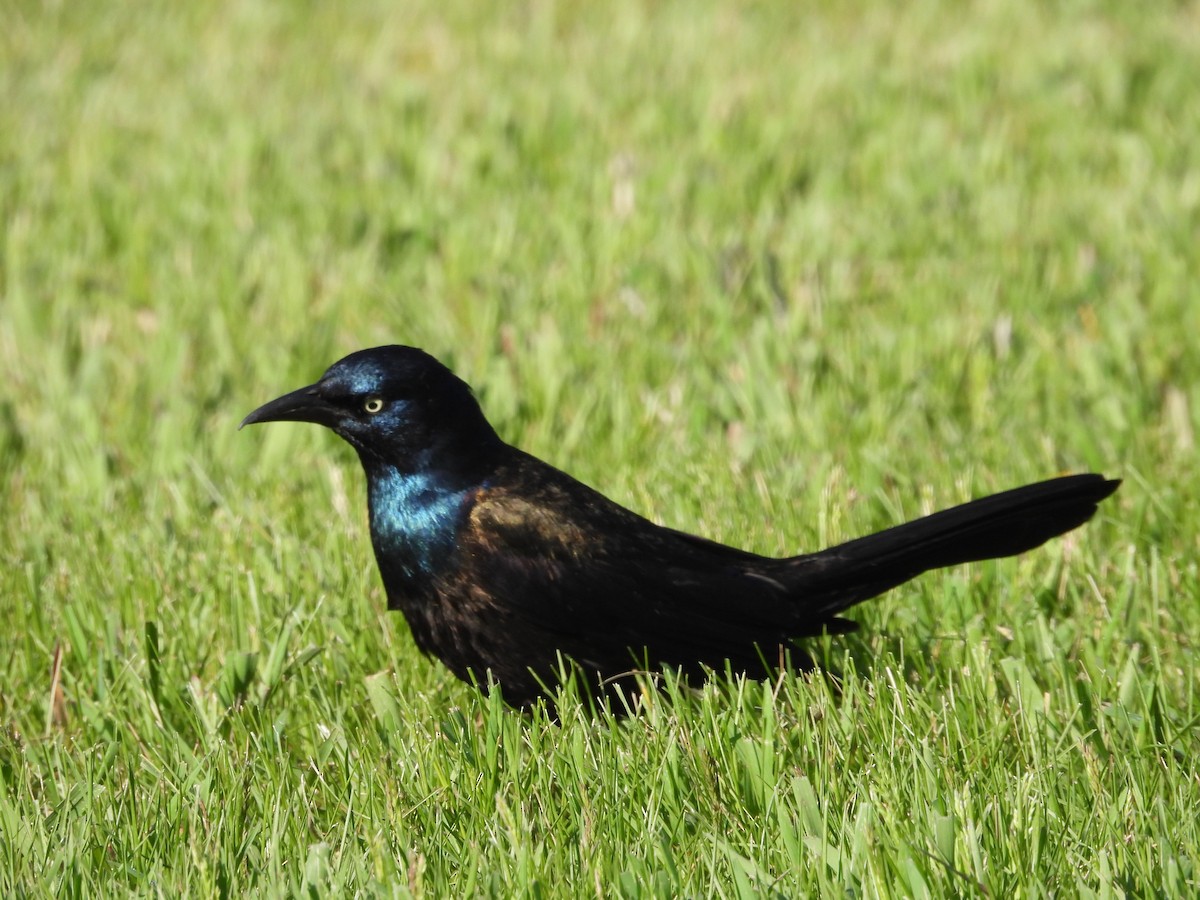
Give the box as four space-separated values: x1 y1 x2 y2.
2 0 1198 894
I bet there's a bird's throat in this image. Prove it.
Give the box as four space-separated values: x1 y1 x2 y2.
365 465 475 590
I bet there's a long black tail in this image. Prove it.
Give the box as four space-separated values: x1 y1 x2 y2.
787 474 1120 617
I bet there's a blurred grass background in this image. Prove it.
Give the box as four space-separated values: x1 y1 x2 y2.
2 0 1197 895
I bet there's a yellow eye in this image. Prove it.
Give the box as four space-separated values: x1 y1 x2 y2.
363 397 385 415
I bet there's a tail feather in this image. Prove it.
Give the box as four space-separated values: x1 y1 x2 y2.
787 474 1119 616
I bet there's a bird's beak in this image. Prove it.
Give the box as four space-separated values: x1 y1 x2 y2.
240 384 340 430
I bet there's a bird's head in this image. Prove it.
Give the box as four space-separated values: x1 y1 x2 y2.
241 345 501 474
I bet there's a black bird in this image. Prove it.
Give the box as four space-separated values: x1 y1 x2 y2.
242 345 1119 710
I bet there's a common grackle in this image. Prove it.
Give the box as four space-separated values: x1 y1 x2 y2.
242 345 1119 710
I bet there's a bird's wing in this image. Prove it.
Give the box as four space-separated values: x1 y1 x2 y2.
450 481 817 696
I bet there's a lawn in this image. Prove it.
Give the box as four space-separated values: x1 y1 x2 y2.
2 0 1198 895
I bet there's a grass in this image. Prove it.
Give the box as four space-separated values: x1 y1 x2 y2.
2 0 1198 894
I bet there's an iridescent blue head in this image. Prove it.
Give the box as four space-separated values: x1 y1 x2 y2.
241 345 501 479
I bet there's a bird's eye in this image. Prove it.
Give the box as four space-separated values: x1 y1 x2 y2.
363 397 385 415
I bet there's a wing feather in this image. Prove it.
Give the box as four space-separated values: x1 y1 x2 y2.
445 481 808 704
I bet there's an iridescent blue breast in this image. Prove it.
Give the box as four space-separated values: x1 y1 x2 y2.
366 467 476 586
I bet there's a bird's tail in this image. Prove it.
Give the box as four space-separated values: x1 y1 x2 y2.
785 473 1119 618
